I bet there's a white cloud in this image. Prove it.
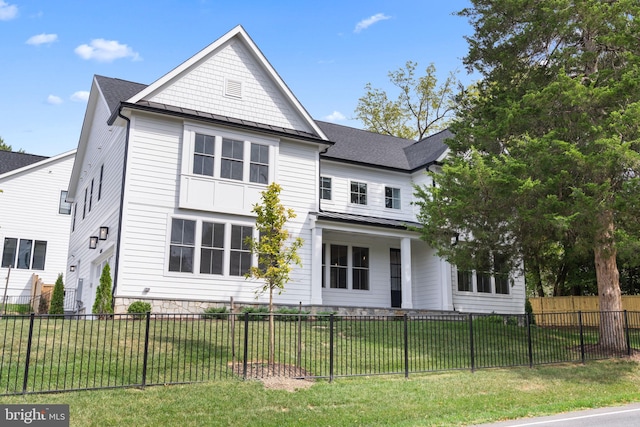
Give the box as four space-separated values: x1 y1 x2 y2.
26 33 58 46
47 95 63 105
0 0 17 20
324 111 346 122
74 39 141 62
70 91 90 102
354 13 391 33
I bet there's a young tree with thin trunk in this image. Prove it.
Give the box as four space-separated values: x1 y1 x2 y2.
415 0 640 351
246 183 303 365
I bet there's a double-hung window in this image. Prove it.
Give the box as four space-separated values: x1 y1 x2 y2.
330 245 348 288
230 225 253 276
59 190 71 215
350 181 367 205
194 134 215 176
352 247 369 290
250 143 269 184
200 222 224 275
457 270 473 292
385 187 401 209
494 253 510 294
320 177 331 200
169 219 195 273
221 138 244 181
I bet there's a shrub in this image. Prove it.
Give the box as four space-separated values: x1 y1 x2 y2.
49 273 65 315
202 306 228 320
92 263 113 318
275 307 310 321
127 301 151 319
241 306 269 321
37 295 49 314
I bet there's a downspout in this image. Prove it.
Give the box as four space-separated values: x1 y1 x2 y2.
111 109 131 307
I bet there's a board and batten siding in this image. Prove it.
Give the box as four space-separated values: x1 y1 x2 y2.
115 113 321 305
0 152 75 294
320 162 419 223
149 39 312 134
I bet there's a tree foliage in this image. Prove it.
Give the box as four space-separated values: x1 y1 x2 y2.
246 182 303 364
0 136 12 152
415 0 640 351
48 273 65 315
355 61 459 140
92 263 113 317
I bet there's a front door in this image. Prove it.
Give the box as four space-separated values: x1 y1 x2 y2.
390 248 401 308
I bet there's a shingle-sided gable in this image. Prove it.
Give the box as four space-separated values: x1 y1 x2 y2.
127 25 326 139
0 151 48 175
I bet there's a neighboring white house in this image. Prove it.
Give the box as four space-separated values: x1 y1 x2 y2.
0 150 76 303
66 25 525 315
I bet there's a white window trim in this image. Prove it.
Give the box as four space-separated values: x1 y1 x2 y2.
453 267 511 296
349 180 368 206
182 123 278 185
164 214 258 279
323 242 370 291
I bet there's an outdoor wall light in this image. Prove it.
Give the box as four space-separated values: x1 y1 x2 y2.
99 226 109 240
70 265 76 272
89 236 98 249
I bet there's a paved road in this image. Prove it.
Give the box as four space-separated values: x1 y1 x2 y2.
472 402 640 426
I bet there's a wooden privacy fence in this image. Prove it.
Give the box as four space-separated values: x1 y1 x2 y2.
529 296 640 327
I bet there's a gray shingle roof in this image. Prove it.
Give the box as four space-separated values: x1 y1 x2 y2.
95 75 147 113
93 76 451 172
316 121 450 172
0 151 49 175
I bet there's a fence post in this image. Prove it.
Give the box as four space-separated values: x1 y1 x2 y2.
527 313 533 368
469 313 475 372
242 312 249 380
404 314 409 379
578 311 585 364
22 313 35 394
297 302 302 370
141 311 151 388
624 310 631 357
329 314 334 383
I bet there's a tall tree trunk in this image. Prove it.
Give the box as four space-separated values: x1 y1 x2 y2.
532 256 545 297
594 210 626 352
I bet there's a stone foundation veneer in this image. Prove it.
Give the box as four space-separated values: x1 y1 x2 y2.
114 297 454 317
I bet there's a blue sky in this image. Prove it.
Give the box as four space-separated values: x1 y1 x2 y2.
0 0 475 156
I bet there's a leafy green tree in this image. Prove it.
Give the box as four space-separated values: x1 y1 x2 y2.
92 263 113 318
355 61 459 140
49 273 65 315
0 136 11 151
415 0 640 351
246 183 303 364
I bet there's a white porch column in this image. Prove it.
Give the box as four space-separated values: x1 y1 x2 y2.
401 237 413 309
310 224 323 305
441 259 453 311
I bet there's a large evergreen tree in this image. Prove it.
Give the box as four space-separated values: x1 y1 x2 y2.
415 0 640 351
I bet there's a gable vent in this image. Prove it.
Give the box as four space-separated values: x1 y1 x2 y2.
225 79 242 99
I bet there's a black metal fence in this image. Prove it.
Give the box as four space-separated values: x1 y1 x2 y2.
0 310 638 396
0 289 77 315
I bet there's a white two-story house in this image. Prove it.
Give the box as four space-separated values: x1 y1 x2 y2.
66 25 525 315
0 150 76 306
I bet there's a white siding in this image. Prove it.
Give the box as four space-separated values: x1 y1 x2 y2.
115 112 321 306
321 162 420 222
66 95 126 313
451 265 526 314
0 153 75 295
149 39 312 133
410 240 442 310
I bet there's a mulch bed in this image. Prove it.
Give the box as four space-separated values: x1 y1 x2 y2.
229 361 316 391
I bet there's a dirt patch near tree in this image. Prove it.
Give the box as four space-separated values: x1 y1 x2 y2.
230 362 316 392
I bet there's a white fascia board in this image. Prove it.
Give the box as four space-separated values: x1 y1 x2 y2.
126 25 328 141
